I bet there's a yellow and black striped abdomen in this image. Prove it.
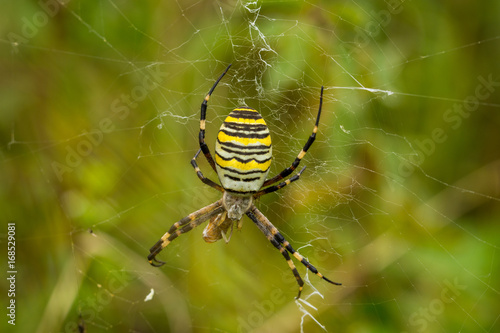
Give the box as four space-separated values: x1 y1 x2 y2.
215 107 272 195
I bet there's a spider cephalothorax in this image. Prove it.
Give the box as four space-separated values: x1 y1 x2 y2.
147 65 340 298
222 192 253 221
201 192 252 243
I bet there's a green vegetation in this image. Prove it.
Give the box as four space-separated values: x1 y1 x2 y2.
1 1 499 332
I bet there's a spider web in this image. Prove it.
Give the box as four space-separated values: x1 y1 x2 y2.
2 0 500 332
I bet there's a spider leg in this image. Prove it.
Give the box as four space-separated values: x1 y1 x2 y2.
199 64 232 172
191 149 224 192
246 209 305 298
263 86 324 187
253 166 306 198
148 199 224 267
274 230 341 286
246 205 340 298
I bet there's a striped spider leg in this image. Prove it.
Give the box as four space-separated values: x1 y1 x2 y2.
261 86 324 188
148 199 224 267
246 205 341 299
198 64 232 172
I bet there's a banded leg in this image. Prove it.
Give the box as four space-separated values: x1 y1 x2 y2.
263 86 324 187
191 149 224 192
253 166 306 198
199 64 232 172
247 205 340 298
246 209 305 298
148 199 224 267
274 231 341 286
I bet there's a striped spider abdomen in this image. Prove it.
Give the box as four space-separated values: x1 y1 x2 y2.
215 107 272 195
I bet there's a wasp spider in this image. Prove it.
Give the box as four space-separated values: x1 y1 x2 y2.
148 65 341 298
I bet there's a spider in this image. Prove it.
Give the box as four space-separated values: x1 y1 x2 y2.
148 64 341 298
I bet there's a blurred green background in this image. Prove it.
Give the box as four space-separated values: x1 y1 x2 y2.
1 0 499 332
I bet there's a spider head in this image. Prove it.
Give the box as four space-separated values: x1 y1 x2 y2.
222 191 253 221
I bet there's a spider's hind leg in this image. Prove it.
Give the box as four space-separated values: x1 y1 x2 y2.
148 243 166 267
275 232 342 286
148 200 224 267
246 205 340 298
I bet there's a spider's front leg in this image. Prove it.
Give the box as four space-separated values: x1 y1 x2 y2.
262 86 324 187
198 64 232 172
148 200 224 267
